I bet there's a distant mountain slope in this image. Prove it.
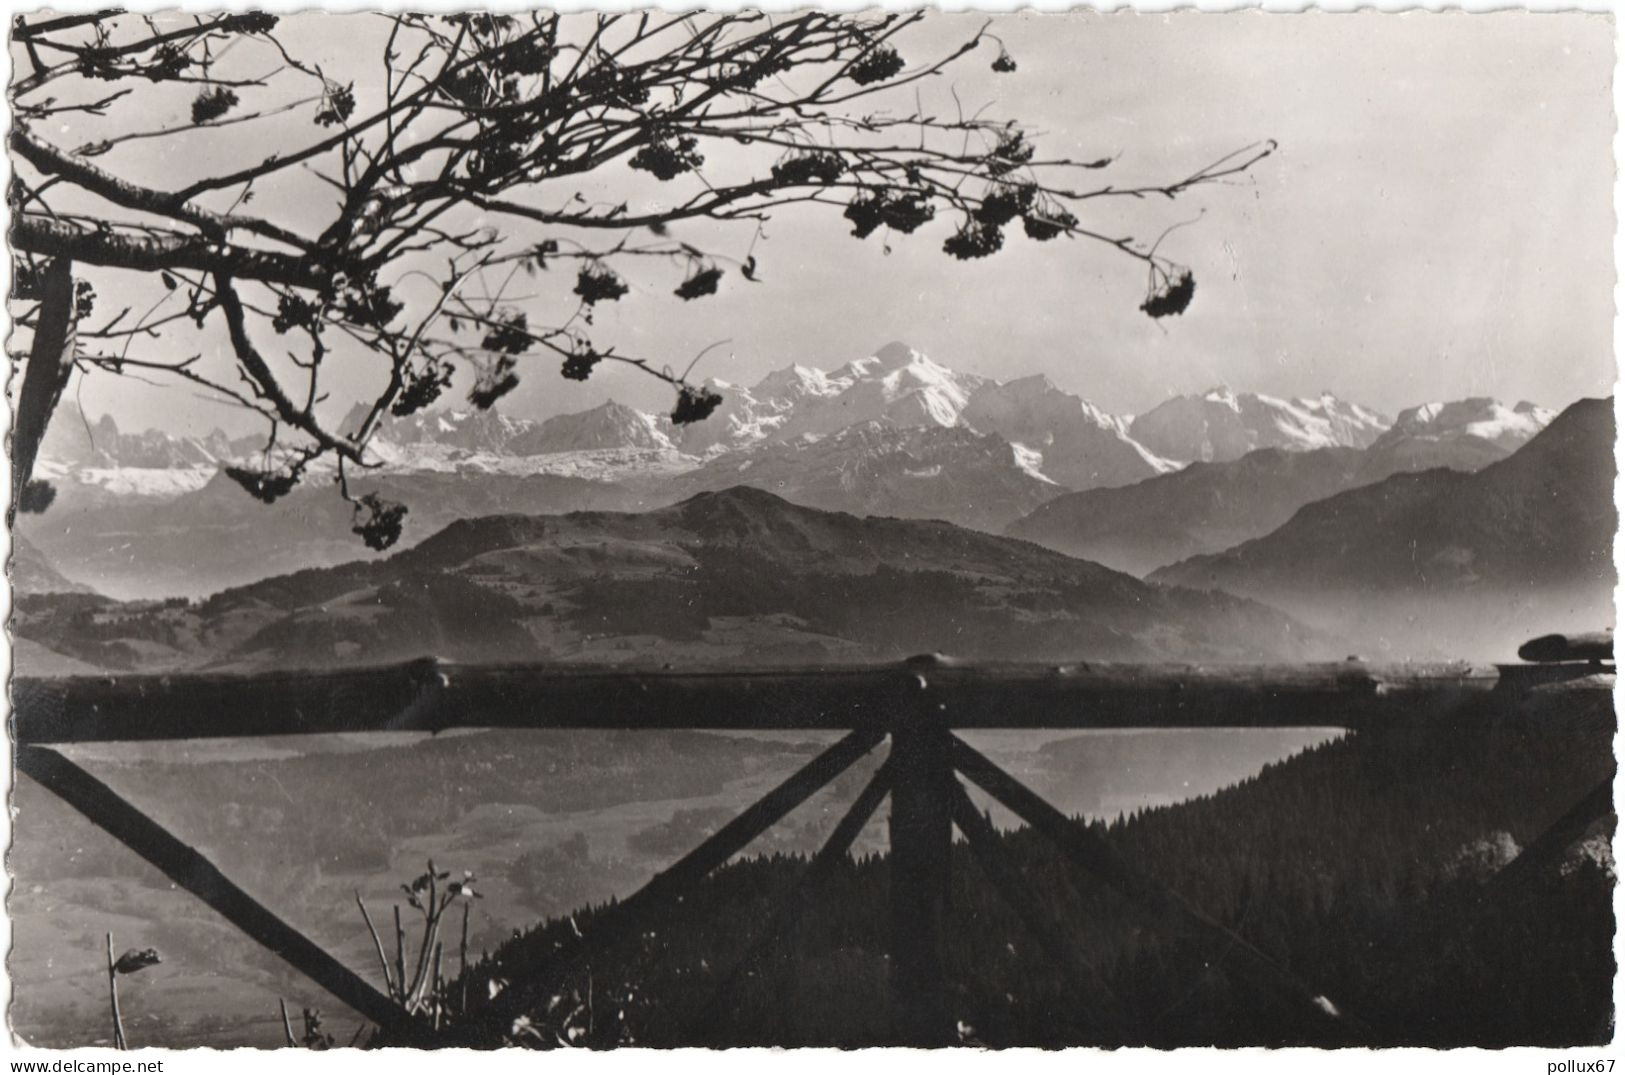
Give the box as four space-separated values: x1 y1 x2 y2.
13 470 652 601
512 401 675 453
961 374 1174 490
1007 397 1554 577
13 487 1328 674
1131 388 1390 463
1008 447 1369 576
642 423 1063 533
1149 398 1615 658
10 534 96 596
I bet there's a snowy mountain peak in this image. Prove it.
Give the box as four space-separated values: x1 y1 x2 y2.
518 400 673 454
1131 389 1391 464
751 364 843 401
1376 397 1555 453
37 406 257 477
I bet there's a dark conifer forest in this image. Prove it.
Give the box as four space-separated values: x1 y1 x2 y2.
462 683 1615 1048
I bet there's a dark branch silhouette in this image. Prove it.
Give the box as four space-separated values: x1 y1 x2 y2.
8 10 1274 546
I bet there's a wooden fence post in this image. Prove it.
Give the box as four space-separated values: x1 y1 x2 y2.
888 706 954 1046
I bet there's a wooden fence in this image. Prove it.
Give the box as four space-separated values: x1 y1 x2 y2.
11 644 1614 1047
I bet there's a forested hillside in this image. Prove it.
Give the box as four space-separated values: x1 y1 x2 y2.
463 680 1614 1048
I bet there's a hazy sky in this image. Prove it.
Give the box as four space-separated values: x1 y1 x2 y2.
27 11 1618 433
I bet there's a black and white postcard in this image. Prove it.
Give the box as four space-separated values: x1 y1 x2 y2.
5 8 1616 1055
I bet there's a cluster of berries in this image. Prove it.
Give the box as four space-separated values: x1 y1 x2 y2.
342 283 403 329
469 355 520 409
223 465 300 504
1140 269 1196 319
720 50 792 91
351 493 409 551
190 86 239 125
848 45 904 85
391 360 455 417
987 129 1035 177
497 37 555 77
315 82 355 127
629 135 705 181
17 480 55 515
10 259 40 302
671 384 724 426
1021 207 1078 242
561 345 603 382
943 220 1004 260
771 152 845 186
973 183 1037 227
481 310 532 354
445 13 516 39
273 293 318 335
844 189 935 238
574 267 630 305
578 61 651 108
140 45 192 82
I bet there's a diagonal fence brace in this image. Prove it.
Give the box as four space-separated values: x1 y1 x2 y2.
16 745 419 1040
950 734 1372 1042
483 726 886 1029
947 779 1135 1037
686 758 896 1038
1481 777 1614 901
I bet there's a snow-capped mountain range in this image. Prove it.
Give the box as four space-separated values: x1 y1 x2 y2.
30 341 1556 540
1128 387 1392 462
39 341 1190 497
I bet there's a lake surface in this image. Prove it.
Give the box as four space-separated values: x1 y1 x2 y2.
10 725 1338 1047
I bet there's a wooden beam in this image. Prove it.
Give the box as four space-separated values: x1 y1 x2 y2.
1481 778 1614 901
888 718 954 1046
16 745 420 1040
480 727 885 1030
13 657 1536 743
950 735 1371 1043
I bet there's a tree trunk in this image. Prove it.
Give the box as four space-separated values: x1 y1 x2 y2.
10 255 78 521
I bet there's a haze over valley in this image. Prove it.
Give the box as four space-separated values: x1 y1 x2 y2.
16 343 1609 666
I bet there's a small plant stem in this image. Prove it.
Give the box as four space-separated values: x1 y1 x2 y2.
106 933 126 1051
393 905 407 1005
278 998 296 1047
459 902 470 1017
432 941 444 1030
355 891 397 999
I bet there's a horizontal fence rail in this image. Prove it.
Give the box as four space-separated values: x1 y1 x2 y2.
12 654 1593 744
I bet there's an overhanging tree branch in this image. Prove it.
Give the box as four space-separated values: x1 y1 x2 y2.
12 215 330 289
8 10 1273 550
